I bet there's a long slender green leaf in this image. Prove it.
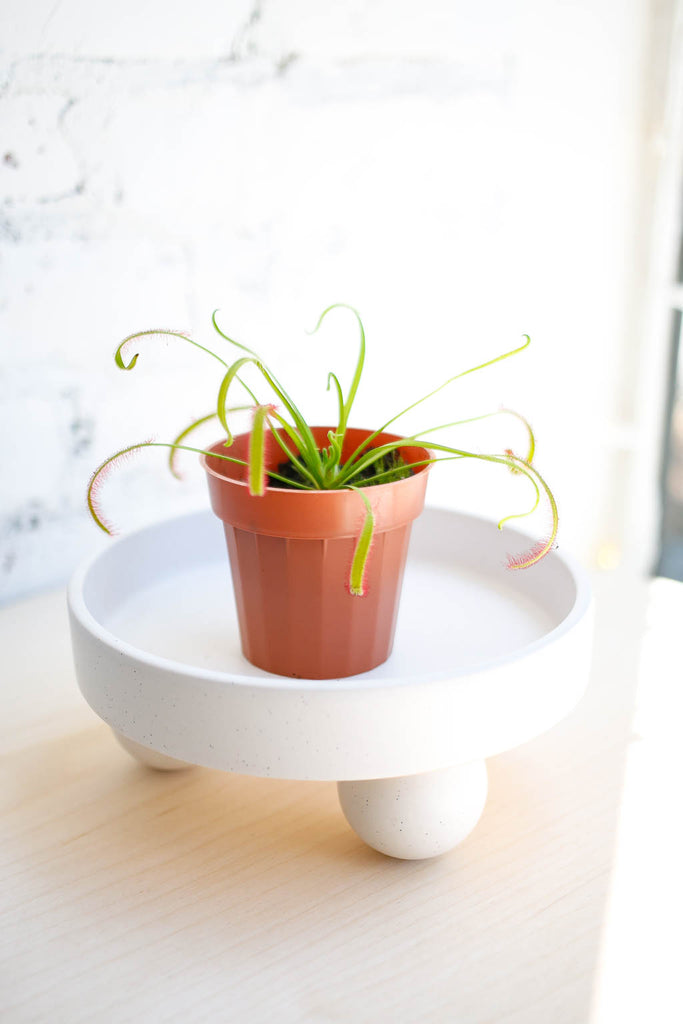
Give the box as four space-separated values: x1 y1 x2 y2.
321 430 344 487
87 441 249 536
327 372 345 429
249 406 270 496
499 407 536 465
216 355 322 479
343 335 532 471
215 307 328 475
350 455 452 486
209 311 267 404
413 407 536 465
267 409 306 452
268 411 322 488
338 435 558 568
336 437 419 485
496 472 541 526
114 326 260 412
168 408 252 478
346 486 374 597
266 469 311 489
169 412 219 479
310 304 366 442
97 309 557 574
115 329 229 371
415 440 558 568
217 357 257 442
257 364 321 468
384 334 532 433
212 310 260 357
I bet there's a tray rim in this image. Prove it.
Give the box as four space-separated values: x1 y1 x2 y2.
67 506 593 692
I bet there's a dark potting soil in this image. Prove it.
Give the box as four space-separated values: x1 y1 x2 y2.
270 450 413 490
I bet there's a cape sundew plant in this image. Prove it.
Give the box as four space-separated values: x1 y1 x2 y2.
88 304 558 595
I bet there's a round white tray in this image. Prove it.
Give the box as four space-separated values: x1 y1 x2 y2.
68 507 593 858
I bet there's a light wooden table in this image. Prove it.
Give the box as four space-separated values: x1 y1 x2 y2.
0 573 656 1023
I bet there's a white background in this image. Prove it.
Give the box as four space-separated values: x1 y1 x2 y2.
0 0 678 602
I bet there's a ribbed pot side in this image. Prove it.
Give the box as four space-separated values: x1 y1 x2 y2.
201 427 431 679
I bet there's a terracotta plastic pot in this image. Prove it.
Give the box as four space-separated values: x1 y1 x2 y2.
201 427 431 679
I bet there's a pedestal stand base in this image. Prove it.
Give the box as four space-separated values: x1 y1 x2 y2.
337 761 488 860
114 727 487 860
70 508 592 862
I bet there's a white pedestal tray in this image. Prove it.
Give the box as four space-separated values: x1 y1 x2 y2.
68 507 593 860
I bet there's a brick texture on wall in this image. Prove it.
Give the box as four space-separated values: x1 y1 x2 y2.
1 1 649 602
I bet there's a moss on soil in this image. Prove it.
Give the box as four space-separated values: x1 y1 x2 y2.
270 450 413 489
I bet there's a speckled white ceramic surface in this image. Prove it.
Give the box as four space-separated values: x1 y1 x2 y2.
68 508 593 782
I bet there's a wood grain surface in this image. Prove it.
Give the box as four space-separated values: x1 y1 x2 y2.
0 578 645 1023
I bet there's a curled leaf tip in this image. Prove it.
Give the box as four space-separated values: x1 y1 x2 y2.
506 536 555 570
87 440 154 536
347 487 374 597
307 302 359 336
114 347 138 371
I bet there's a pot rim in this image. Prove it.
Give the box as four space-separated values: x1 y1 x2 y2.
67 507 593 693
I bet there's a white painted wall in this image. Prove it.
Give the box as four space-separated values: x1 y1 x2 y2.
0 0 660 602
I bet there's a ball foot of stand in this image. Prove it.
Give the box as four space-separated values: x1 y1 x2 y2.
113 730 194 771
337 760 488 860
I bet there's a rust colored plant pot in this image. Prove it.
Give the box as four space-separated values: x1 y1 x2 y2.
201 427 431 679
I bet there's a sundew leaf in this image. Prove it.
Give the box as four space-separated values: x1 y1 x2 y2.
311 304 366 441
347 486 374 597
248 406 271 496
216 306 357 483
339 435 558 568
327 372 345 429
498 457 558 569
347 449 415 486
383 334 532 434
415 407 536 467
364 454 469 486
217 352 322 477
311 430 345 488
217 357 257 443
256 364 321 470
498 408 536 465
336 437 417 485
87 439 250 535
417 440 558 569
169 413 218 479
496 470 541 525
115 326 260 413
115 328 229 371
94 308 557 575
327 430 343 456
212 310 260 358
87 442 152 535
213 310 317 448
168 408 252 479
343 335 533 472
267 410 322 488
